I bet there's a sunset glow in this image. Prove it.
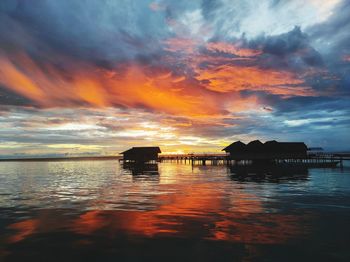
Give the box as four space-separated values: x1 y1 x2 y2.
0 0 349 157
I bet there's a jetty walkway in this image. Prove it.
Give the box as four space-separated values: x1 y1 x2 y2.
159 152 350 167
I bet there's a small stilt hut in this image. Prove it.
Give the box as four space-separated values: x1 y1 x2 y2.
121 147 161 163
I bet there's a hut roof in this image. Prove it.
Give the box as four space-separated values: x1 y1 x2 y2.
121 147 161 154
264 140 280 152
246 140 264 152
222 141 246 152
264 140 278 145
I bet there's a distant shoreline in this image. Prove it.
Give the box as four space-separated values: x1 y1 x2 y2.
0 156 121 162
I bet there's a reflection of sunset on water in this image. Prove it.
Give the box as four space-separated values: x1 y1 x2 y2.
7 219 39 243
4 164 311 246
1 161 349 261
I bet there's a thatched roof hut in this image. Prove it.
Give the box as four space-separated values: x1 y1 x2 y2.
223 141 246 152
223 140 307 160
246 140 264 153
121 147 161 163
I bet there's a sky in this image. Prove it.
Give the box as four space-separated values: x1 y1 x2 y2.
0 0 349 157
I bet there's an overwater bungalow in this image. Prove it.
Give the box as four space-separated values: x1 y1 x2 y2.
121 147 161 163
223 140 307 160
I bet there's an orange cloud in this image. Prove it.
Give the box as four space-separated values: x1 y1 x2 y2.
0 44 317 123
195 64 314 97
0 52 228 117
0 55 48 104
206 42 262 57
161 38 316 98
164 37 199 54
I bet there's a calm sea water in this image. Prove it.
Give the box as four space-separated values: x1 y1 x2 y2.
0 160 349 261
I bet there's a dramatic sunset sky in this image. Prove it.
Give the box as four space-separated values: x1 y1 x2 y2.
0 0 349 157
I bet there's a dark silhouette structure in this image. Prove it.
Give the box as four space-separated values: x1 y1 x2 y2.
121 147 161 163
223 140 307 160
222 140 246 153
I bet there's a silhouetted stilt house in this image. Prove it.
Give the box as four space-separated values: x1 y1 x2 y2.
222 141 246 154
121 147 161 163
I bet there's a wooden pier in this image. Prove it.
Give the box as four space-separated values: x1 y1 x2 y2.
159 152 350 167
159 153 227 166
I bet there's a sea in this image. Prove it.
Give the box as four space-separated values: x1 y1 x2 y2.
0 160 349 261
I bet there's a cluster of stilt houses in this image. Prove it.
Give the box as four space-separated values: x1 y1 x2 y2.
222 140 307 161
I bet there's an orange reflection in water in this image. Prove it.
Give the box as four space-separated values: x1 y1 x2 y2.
212 213 307 243
7 219 39 243
4 181 311 246
4 210 72 244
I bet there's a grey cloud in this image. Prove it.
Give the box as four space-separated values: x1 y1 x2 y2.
1 0 170 64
